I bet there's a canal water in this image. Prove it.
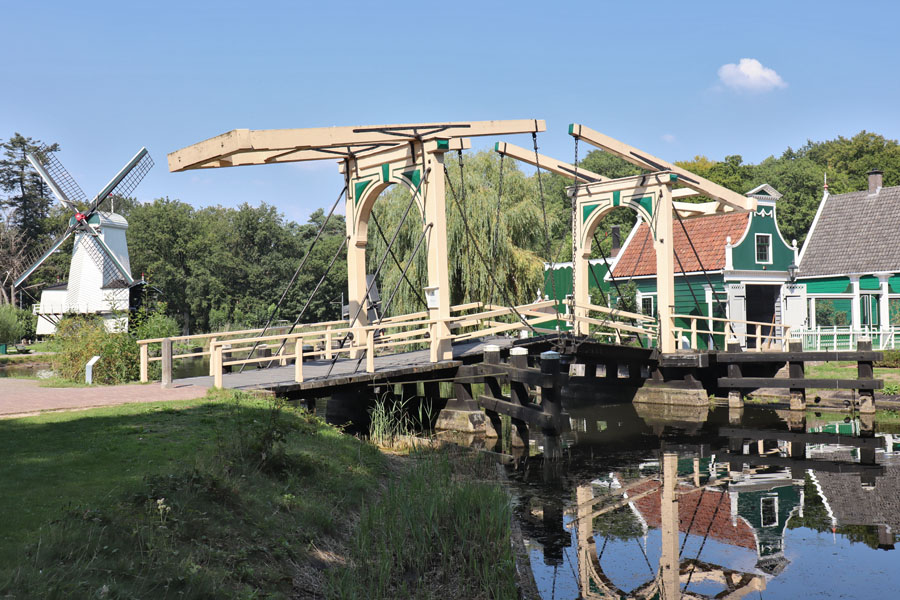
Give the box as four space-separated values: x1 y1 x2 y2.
506 402 900 599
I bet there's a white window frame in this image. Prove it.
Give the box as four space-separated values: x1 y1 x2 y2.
760 495 779 527
637 291 656 317
755 233 772 265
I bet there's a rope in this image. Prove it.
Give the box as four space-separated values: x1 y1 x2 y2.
672 244 716 350
240 183 347 372
370 211 429 309
674 207 729 347
352 223 433 373
592 231 646 349
444 166 537 333
264 234 349 367
531 131 563 339
635 536 655 575
680 485 728 599
324 168 431 379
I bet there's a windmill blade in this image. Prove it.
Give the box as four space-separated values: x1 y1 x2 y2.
85 147 154 215
13 225 78 287
27 145 88 211
83 230 135 286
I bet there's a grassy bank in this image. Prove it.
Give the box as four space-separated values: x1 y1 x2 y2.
0 390 518 599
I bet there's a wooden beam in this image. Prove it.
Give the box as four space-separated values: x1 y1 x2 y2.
494 141 605 183
169 119 546 172
718 377 883 389
569 124 756 211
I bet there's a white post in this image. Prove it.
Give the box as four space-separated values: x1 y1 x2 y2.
139 343 149 383
213 342 224 389
208 337 217 376
851 276 861 330
294 340 304 383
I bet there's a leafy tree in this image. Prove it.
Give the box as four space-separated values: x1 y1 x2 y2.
0 134 57 247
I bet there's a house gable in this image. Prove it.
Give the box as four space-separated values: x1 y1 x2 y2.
730 203 794 272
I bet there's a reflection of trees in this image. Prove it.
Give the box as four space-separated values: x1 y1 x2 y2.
787 474 833 532
592 504 645 541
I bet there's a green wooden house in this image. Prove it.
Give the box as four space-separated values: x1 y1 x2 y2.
607 184 798 349
795 170 900 350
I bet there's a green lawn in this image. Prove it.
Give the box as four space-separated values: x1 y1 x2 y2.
0 391 388 597
0 390 519 599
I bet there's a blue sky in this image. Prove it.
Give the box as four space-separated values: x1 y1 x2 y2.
3 0 899 224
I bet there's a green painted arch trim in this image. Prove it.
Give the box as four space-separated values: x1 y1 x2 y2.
637 195 653 218
398 168 421 190
381 163 390 183
354 179 373 206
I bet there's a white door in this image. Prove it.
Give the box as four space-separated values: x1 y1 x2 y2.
726 283 746 348
781 284 807 332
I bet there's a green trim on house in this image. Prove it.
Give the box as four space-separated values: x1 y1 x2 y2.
859 275 881 291
891 275 900 294
731 212 793 271
802 276 852 294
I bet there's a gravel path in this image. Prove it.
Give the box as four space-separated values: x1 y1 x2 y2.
0 378 210 419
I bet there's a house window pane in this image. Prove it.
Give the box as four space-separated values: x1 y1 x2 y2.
641 296 654 316
816 298 852 326
890 298 900 326
755 234 771 263
761 496 778 527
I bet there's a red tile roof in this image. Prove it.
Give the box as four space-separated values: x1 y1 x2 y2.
629 479 757 551
611 213 749 277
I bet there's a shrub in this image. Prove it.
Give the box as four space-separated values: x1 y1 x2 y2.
0 304 25 345
876 349 900 368
51 316 139 384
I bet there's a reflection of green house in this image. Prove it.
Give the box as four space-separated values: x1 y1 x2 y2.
608 184 797 350
796 170 900 349
734 481 801 575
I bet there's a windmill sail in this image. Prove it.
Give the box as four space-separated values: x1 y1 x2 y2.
85 148 153 214
28 145 88 210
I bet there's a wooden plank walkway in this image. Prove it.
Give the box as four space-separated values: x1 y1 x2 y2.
174 337 517 395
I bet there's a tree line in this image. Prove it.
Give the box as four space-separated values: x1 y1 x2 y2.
1 130 898 332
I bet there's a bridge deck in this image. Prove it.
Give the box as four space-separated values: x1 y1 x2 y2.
174 337 517 395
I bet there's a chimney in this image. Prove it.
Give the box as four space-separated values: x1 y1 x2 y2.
868 169 883 194
611 226 621 257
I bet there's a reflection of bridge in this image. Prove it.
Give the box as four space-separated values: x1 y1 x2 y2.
139 120 881 437
553 409 892 599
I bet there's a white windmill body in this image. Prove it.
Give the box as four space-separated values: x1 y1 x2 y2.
16 146 153 336
35 212 134 335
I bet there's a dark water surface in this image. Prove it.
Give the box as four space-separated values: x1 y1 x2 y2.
505 402 900 599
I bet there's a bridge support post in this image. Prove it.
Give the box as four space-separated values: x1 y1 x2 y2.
727 341 744 409
161 338 173 389
540 351 563 460
857 339 876 414
788 341 806 411
424 151 453 363
435 360 490 434
508 347 530 448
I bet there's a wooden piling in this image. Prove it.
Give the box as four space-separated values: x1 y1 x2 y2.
857 339 875 414
508 347 530 448
726 341 743 408
788 341 806 411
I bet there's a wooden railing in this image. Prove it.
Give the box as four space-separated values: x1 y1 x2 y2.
137 321 348 383
138 301 562 387
568 302 658 344
670 314 791 351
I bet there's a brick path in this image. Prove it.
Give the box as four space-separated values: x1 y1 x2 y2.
0 378 210 419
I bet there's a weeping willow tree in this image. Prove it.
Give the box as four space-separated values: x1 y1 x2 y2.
366 151 561 318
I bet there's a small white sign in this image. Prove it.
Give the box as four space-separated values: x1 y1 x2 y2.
424 286 440 309
85 355 101 384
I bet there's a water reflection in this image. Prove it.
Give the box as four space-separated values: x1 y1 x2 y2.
508 404 900 599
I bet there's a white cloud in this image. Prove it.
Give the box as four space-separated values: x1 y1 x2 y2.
661 133 676 143
717 58 786 93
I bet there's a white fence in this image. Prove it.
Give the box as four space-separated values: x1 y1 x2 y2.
790 326 900 351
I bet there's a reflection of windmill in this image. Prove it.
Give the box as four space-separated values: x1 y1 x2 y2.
14 146 153 335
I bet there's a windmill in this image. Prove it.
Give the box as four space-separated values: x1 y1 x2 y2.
14 145 154 335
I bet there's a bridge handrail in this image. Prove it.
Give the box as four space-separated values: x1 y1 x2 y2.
576 301 658 324
670 313 791 350
136 320 349 345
